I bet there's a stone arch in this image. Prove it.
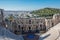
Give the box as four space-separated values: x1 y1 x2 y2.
18 25 20 29
29 20 31 24
28 26 31 33
36 25 39 33
28 26 31 31
21 27 24 31
40 24 42 31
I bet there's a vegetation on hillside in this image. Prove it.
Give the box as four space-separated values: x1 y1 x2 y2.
31 8 60 17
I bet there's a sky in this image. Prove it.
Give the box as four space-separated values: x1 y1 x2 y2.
0 0 60 11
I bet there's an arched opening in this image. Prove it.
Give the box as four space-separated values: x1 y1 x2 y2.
22 27 23 31
36 26 39 33
52 23 54 27
29 27 31 30
28 27 31 33
21 27 24 34
43 26 46 31
29 20 31 24
18 25 20 29
40 24 42 31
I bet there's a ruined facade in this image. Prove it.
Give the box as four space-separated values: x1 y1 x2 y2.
16 18 46 34
4 12 60 34
0 9 60 34
6 14 60 34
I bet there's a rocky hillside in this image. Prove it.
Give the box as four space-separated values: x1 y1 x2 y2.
31 8 60 17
